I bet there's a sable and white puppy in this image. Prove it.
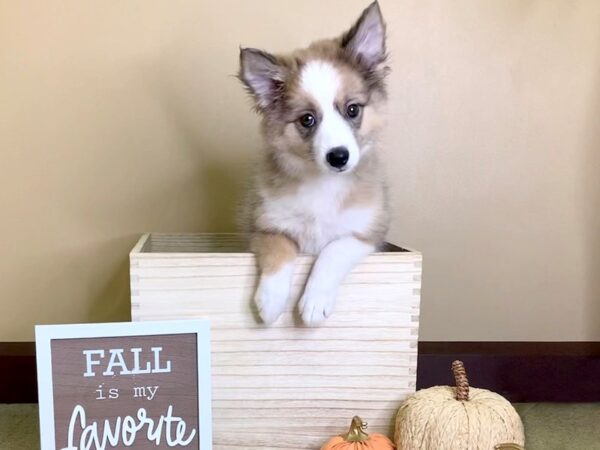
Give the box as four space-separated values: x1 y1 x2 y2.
239 2 390 326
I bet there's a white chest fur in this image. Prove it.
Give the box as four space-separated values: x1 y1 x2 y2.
258 176 374 254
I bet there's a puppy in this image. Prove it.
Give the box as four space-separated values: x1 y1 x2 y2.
238 2 390 326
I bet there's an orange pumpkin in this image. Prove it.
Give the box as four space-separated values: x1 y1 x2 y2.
322 416 396 450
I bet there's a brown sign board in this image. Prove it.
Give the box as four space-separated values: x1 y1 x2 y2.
35 320 211 449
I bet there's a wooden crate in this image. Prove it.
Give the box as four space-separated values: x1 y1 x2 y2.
130 233 421 450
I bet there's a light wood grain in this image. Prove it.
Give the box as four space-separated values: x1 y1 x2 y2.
130 233 421 448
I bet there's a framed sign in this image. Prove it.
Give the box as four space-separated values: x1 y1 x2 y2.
35 320 211 450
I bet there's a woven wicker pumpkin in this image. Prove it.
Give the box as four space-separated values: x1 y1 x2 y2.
395 361 525 450
322 416 396 450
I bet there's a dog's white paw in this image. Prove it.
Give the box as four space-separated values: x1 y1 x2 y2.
299 291 336 326
254 273 291 324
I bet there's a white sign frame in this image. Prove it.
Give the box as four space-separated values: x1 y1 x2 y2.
35 320 212 450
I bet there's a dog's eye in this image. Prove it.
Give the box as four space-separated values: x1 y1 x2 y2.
299 113 316 128
346 104 361 118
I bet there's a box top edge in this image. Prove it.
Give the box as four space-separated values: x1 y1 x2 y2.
130 233 421 256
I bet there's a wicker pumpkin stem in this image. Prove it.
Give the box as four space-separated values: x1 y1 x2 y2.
452 360 470 401
343 416 370 442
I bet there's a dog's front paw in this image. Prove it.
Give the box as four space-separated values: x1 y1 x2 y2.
299 291 336 326
254 274 291 325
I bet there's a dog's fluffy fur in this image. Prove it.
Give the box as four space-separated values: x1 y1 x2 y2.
239 2 390 326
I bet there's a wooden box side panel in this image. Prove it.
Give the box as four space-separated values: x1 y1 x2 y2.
130 238 421 449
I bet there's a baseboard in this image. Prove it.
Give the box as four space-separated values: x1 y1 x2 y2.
418 342 600 402
1 341 599 403
0 342 36 403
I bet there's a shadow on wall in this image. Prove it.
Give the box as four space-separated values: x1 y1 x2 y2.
584 59 600 340
88 236 137 325
87 56 251 325
198 159 247 233
150 54 250 234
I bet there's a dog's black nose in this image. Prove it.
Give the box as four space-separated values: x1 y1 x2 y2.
326 147 350 169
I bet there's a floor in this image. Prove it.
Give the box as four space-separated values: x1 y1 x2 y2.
1 403 599 449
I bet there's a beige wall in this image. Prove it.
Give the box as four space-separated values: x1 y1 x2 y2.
1 1 598 341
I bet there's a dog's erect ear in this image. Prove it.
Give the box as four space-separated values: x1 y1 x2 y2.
239 48 286 111
341 2 387 70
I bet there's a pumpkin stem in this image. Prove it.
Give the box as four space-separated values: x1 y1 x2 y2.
343 416 370 442
452 360 470 401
